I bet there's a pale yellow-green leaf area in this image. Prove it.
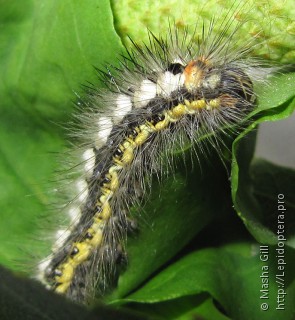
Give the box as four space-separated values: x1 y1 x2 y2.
111 0 295 62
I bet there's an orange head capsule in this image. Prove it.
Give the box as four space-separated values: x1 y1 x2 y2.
184 57 213 92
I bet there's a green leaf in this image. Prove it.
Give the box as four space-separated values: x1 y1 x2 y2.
112 0 295 63
109 151 233 300
251 159 295 248
119 295 231 320
0 0 123 269
231 73 295 245
116 242 295 320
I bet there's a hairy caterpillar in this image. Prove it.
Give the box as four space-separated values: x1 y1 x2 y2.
36 6 276 304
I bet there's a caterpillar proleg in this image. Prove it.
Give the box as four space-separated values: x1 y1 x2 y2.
36 4 278 304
